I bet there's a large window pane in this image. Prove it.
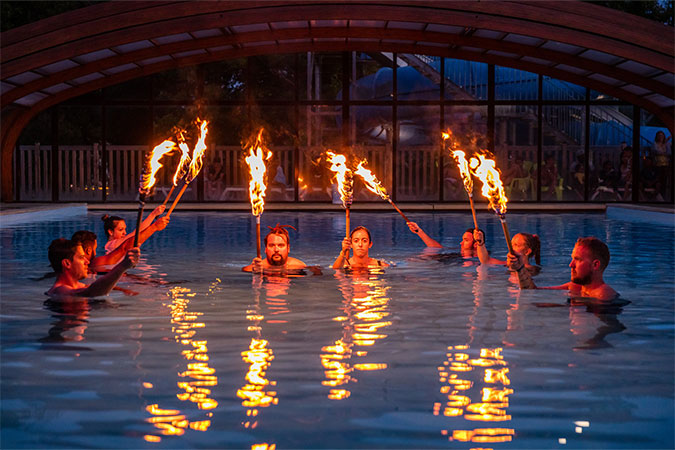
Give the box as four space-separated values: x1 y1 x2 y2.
542 76 585 101
352 52 392 101
397 55 440 100
105 76 151 102
443 58 488 100
494 105 537 202
153 67 200 102
202 59 246 102
542 105 583 201
249 54 296 101
299 52 343 101
495 67 538 101
298 105 342 201
396 106 439 201
443 105 487 201
639 112 672 202
351 106 393 201
58 106 102 201
588 105 633 202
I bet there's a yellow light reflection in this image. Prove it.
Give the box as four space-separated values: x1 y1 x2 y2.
436 346 516 443
322 272 391 399
144 286 219 440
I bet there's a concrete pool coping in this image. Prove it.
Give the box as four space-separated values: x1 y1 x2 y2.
1 202 673 226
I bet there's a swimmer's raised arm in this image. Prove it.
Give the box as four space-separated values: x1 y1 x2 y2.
407 221 442 248
92 216 170 270
506 252 537 289
474 229 503 265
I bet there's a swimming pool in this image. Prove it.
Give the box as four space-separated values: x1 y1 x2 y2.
1 211 673 448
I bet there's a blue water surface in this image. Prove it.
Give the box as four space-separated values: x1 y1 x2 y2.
1 211 673 448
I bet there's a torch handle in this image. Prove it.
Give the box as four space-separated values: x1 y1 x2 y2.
500 217 514 254
468 195 479 230
167 183 188 217
388 199 410 223
134 201 145 247
256 215 261 259
345 207 350 238
160 185 176 207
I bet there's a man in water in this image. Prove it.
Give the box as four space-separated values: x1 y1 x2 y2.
507 236 618 301
46 238 140 297
242 224 307 272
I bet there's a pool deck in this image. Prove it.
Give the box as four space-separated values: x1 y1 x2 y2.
1 202 673 227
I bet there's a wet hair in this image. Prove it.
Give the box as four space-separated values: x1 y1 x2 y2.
264 223 297 246
71 230 97 251
101 214 124 238
576 237 610 271
350 226 371 242
48 238 78 273
518 233 541 265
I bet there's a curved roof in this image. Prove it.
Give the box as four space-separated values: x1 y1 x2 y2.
2 1 673 121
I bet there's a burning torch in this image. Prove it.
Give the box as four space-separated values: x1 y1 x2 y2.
161 130 190 208
444 131 479 230
244 129 272 259
167 120 209 217
325 151 354 239
353 160 410 223
135 140 176 246
469 153 513 254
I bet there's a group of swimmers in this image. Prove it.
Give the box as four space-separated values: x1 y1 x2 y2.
46 206 619 302
241 220 619 302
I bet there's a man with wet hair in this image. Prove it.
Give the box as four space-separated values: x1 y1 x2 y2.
507 236 618 301
242 224 307 272
46 238 140 297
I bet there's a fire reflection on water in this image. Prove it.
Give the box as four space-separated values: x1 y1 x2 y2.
237 275 281 439
435 266 515 443
321 270 391 400
435 345 515 443
143 285 218 442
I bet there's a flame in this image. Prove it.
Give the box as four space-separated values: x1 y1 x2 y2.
139 140 177 193
451 150 474 194
469 154 508 215
325 151 353 208
354 160 389 200
173 131 192 186
185 120 209 183
244 129 272 217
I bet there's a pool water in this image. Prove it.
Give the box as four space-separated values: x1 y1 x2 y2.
1 211 673 449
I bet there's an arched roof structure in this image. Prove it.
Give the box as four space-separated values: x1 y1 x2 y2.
1 0 673 201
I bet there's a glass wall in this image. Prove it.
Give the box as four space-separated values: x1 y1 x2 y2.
14 52 672 204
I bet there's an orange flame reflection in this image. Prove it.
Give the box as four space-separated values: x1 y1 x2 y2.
244 129 272 217
436 345 515 443
354 160 389 200
325 151 353 208
143 286 217 441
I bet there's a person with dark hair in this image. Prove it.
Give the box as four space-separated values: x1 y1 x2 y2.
507 236 618 301
332 226 389 269
46 238 140 297
474 230 541 275
242 224 307 272
407 221 487 259
102 204 167 254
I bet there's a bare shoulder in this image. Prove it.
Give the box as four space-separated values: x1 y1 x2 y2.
287 257 307 269
594 284 619 301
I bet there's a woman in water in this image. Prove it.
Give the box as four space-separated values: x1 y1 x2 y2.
101 205 166 254
474 229 541 275
332 226 388 269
